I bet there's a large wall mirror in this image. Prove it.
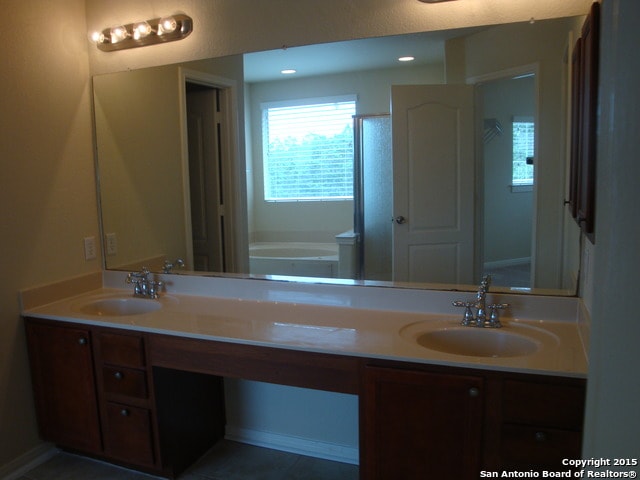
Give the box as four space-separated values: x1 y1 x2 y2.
93 14 586 296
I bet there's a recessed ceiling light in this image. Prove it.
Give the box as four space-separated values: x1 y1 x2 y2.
281 69 297 75
398 56 415 62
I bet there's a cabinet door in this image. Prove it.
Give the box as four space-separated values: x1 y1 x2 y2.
363 366 483 480
25 320 102 453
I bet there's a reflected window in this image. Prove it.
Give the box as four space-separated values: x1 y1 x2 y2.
262 95 356 201
512 116 535 186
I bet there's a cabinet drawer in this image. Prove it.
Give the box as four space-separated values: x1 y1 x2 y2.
500 424 582 469
100 332 145 368
502 380 584 429
103 366 148 399
103 402 155 467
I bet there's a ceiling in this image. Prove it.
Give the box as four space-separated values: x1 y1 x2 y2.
243 27 485 83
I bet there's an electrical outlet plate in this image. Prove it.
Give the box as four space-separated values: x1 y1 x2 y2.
83 236 97 261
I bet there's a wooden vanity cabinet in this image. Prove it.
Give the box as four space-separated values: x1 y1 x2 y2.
362 366 484 479
493 378 585 470
25 320 102 454
24 318 225 478
361 362 586 479
93 330 156 468
26 316 585 479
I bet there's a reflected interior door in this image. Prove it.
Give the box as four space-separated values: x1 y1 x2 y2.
392 85 475 284
186 84 224 272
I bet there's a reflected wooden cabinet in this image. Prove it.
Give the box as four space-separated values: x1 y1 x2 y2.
569 2 600 241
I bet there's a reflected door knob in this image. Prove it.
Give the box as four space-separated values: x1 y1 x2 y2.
394 215 407 224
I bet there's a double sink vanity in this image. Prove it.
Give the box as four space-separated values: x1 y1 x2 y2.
21 271 588 479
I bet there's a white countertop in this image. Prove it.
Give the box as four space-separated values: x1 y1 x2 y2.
22 282 588 378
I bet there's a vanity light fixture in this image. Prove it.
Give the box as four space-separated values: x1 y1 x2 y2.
398 56 415 62
90 14 192 52
281 69 297 75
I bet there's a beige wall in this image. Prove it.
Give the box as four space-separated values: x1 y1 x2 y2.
0 0 99 468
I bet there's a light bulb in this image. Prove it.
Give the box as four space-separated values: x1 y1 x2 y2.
90 31 105 44
110 25 128 43
158 16 177 35
133 21 152 40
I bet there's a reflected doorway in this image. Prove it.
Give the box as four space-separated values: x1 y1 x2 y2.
478 73 536 288
185 82 228 272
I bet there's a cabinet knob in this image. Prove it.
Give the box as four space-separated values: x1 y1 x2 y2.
468 387 480 398
114 371 123 380
78 337 87 345
120 409 130 417
535 431 548 442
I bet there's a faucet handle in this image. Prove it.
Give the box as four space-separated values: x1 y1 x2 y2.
126 267 150 283
163 258 185 273
148 279 165 299
453 300 476 326
487 303 509 328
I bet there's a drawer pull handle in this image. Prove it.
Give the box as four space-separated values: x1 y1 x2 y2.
468 387 480 398
535 431 548 442
120 409 130 417
114 371 123 380
78 337 87 345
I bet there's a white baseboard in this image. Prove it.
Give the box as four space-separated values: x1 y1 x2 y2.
0 443 58 480
225 426 359 466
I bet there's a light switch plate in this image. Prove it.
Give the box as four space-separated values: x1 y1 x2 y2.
106 232 117 256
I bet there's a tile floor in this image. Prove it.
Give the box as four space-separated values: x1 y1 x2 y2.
18 441 359 480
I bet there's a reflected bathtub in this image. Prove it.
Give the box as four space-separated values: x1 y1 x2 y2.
249 242 339 278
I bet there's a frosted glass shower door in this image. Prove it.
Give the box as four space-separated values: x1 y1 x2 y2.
354 114 392 281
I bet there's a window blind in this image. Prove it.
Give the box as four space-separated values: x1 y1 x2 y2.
262 97 356 201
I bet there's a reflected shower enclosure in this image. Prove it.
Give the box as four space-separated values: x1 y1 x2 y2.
354 114 392 281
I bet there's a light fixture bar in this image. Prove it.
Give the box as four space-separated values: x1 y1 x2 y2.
93 14 193 52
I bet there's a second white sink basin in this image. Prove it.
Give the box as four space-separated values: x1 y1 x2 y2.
416 328 539 358
400 319 560 359
76 297 162 316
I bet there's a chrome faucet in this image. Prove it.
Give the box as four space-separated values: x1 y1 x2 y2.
126 267 164 299
475 274 491 326
453 275 508 328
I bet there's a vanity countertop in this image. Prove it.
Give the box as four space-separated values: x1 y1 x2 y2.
22 285 588 378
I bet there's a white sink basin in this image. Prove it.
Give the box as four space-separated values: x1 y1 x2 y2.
415 328 539 358
399 320 559 358
76 297 162 316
